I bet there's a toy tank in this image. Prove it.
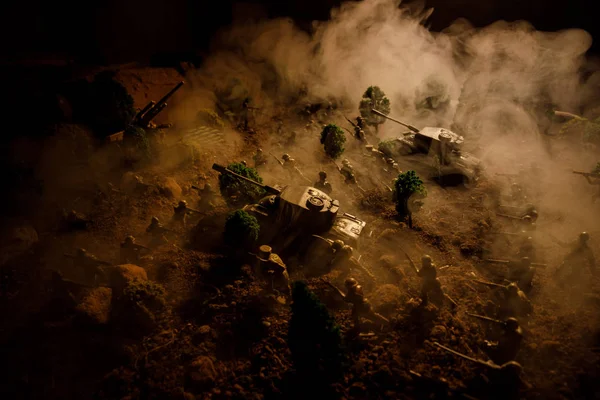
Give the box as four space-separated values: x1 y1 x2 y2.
212 163 366 256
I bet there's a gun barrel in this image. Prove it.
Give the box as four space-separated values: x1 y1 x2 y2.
467 312 503 324
140 81 184 125
212 163 280 195
156 81 185 107
484 258 511 264
472 279 506 288
431 342 490 368
371 109 420 133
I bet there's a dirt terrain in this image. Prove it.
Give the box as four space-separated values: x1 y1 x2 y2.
1 65 599 400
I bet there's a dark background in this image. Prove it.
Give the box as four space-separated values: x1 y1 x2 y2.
1 0 598 64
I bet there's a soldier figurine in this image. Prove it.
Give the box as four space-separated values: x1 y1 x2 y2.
282 153 295 169
583 170 600 203
198 183 216 209
254 245 290 296
314 171 333 195
484 318 523 364
518 236 536 261
146 216 172 246
329 241 376 280
65 248 110 287
327 277 389 330
556 232 596 284
340 159 357 184
120 236 150 264
171 200 200 229
356 116 366 130
499 283 533 319
253 148 267 169
241 97 250 130
508 257 535 291
417 255 457 308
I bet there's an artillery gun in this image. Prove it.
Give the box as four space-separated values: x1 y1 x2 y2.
212 163 366 259
133 81 185 128
372 109 483 187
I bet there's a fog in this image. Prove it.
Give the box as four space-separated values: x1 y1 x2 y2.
171 0 600 295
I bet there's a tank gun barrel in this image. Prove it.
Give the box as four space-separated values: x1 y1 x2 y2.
212 163 280 195
371 109 420 133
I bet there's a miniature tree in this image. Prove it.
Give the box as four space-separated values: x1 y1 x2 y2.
224 209 260 248
218 162 266 206
393 170 427 228
86 70 136 136
359 86 391 133
115 279 168 335
320 124 346 159
123 125 151 161
593 162 600 175
377 139 396 157
288 281 345 383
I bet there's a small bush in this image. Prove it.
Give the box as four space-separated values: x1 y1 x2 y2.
224 210 260 247
123 125 151 160
393 170 426 220
288 281 345 382
81 71 136 137
320 124 346 159
122 279 167 312
377 140 396 157
218 162 266 205
359 86 391 132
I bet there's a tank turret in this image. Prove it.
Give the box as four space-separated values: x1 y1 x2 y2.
212 163 365 255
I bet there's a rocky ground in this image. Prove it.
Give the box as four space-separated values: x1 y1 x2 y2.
1 66 599 400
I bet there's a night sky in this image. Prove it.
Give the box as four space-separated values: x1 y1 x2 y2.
1 0 598 64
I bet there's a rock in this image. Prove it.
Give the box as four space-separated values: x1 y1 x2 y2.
75 287 113 324
370 284 403 314
431 325 447 338
189 356 218 389
120 172 139 192
198 325 211 335
158 177 182 199
378 254 397 268
0 224 38 265
349 381 367 398
183 392 195 400
109 264 148 293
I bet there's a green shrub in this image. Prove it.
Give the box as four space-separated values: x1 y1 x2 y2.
218 162 266 205
224 210 260 247
288 281 345 381
320 124 346 159
122 279 167 312
359 86 391 132
377 139 396 157
393 170 426 222
85 71 136 136
123 125 151 160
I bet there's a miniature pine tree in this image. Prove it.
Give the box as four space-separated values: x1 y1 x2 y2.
320 124 346 159
288 281 345 382
218 162 266 206
393 170 426 227
123 125 151 161
88 71 136 136
359 86 391 133
224 209 260 247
